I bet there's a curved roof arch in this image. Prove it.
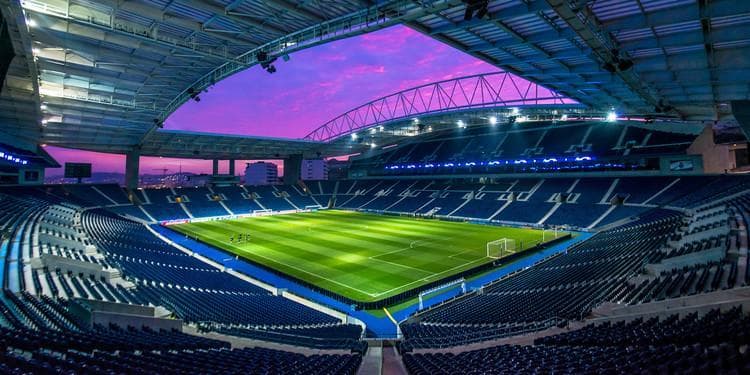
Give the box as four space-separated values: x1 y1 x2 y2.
304 71 575 142
2 0 748 160
5 0 455 152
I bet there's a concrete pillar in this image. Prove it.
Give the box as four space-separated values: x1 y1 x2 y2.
125 149 140 191
283 154 303 185
212 159 219 175
228 159 236 175
732 100 750 140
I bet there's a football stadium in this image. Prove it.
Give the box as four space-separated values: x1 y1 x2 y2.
0 0 749 373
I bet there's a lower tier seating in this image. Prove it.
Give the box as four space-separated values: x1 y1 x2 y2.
1 343 361 375
403 307 750 374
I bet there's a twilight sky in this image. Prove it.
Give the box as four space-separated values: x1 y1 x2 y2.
46 25 500 175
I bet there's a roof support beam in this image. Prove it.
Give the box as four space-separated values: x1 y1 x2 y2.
147 0 468 145
261 0 326 23
546 0 659 112
699 0 719 120
428 0 550 35
22 2 246 65
95 0 258 48
602 0 750 32
183 0 288 37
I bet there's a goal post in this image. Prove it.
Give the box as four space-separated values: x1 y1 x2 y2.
486 238 516 259
542 227 563 242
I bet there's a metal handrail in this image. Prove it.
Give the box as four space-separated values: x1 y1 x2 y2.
402 317 565 348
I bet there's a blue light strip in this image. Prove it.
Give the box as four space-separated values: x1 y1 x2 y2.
0 151 29 165
386 155 598 170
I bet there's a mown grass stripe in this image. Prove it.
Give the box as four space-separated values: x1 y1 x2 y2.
172 210 552 302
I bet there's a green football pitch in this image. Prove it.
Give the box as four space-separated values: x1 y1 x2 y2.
169 210 557 303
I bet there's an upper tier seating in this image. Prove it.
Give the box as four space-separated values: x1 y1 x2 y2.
353 122 699 174
304 176 750 230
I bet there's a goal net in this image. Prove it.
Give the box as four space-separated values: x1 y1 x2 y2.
486 238 516 259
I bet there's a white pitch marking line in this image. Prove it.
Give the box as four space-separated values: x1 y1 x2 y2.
369 238 444 260
367 257 433 275
371 257 488 298
225 243 380 298
448 249 475 258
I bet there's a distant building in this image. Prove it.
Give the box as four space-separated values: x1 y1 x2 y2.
245 162 278 185
301 159 328 181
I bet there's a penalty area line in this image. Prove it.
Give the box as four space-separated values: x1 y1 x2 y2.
370 257 487 298
223 243 381 298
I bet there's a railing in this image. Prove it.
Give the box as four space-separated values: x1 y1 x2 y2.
199 323 367 351
400 317 566 349
304 72 573 142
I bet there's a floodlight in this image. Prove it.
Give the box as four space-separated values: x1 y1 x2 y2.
618 59 634 71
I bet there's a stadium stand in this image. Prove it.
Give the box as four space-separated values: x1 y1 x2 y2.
356 122 699 175
403 307 750 374
3 0 749 372
397 181 750 349
0 186 368 361
0 168 746 374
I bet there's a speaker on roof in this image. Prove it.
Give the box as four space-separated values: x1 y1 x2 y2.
0 10 16 91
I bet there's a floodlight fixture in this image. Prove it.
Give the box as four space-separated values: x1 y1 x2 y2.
618 59 634 71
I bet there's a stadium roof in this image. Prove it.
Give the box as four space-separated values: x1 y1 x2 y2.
1 0 748 160
407 0 750 121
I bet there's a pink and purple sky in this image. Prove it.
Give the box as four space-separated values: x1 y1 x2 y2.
46 25 499 175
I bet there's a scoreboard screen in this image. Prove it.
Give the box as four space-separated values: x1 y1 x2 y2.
64 163 92 179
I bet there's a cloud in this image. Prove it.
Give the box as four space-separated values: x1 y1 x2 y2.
57 25 564 175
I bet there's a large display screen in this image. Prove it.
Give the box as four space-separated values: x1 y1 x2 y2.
64 163 92 178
